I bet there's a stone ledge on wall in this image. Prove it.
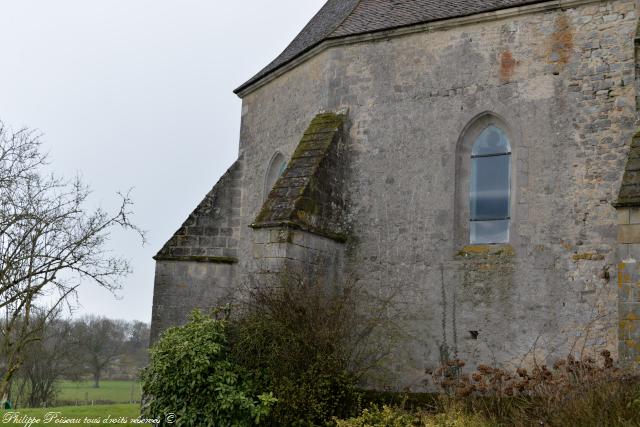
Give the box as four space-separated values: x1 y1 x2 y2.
153 255 238 264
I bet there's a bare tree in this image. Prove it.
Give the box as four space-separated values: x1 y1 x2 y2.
71 316 127 388
121 320 150 378
0 121 144 399
12 309 75 407
126 320 150 351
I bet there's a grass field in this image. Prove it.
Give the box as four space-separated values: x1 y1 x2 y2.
0 404 153 426
55 381 142 405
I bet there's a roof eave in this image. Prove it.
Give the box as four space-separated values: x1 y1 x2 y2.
233 0 601 98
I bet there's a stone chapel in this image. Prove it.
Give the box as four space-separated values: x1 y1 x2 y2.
151 0 640 390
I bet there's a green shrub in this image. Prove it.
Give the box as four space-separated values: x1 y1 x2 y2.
334 405 417 427
141 309 275 426
229 272 372 425
359 390 439 412
335 404 492 427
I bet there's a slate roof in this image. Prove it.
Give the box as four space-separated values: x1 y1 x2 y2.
235 0 551 94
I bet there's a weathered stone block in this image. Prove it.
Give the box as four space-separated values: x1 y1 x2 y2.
618 208 630 225
264 243 288 258
287 243 316 261
253 229 271 244
223 248 238 258
619 318 640 340
619 283 634 302
251 243 265 259
620 259 636 276
619 303 640 321
618 225 640 243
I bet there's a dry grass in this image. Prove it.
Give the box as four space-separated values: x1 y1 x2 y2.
424 352 640 426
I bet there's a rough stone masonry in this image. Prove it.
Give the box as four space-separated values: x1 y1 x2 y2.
151 0 640 390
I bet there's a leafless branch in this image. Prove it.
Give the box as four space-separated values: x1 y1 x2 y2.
0 120 144 399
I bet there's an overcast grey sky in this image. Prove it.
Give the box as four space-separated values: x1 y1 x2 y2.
0 1 325 322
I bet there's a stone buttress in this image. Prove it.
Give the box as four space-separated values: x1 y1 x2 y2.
150 159 243 342
250 112 349 283
614 131 640 365
150 112 349 341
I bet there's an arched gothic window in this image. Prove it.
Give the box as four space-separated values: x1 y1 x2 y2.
264 152 287 200
470 125 511 244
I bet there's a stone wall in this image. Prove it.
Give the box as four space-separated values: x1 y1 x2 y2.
150 158 244 342
613 117 640 364
251 228 345 285
615 197 640 365
248 111 348 287
617 208 640 364
150 261 237 343
237 0 638 390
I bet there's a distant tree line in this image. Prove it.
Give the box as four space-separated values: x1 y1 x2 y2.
0 120 144 403
4 312 149 408
0 119 144 408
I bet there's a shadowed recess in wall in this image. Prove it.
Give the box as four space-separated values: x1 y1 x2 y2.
614 130 640 208
252 112 348 242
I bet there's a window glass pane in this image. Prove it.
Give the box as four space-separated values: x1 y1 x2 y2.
470 155 510 221
472 125 511 156
471 220 510 244
278 161 287 176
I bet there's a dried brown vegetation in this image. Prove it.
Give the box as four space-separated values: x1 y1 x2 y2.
228 270 401 426
425 352 640 426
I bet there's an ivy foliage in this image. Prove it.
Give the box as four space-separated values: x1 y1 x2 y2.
141 309 275 426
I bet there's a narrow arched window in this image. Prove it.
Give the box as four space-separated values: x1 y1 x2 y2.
470 125 511 244
264 152 287 201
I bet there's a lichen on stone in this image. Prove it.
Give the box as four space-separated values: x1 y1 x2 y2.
456 244 515 259
251 112 348 242
572 252 605 261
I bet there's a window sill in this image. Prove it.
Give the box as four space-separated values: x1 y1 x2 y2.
456 244 515 259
